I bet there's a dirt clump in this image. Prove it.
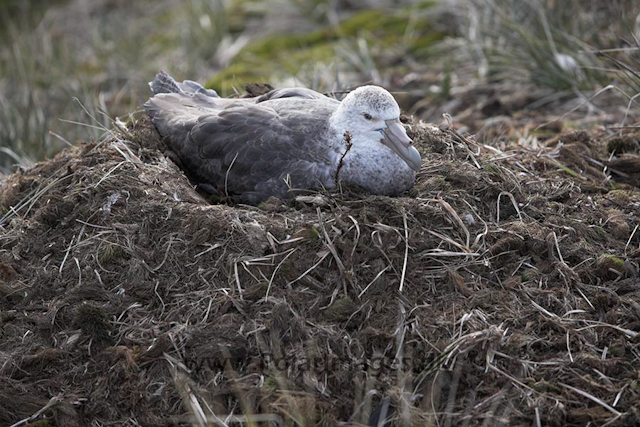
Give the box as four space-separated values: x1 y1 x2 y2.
1 113 639 426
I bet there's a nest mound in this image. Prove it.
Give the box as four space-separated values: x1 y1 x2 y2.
1 114 639 426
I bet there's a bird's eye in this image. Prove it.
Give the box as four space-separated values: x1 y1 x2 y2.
363 113 372 120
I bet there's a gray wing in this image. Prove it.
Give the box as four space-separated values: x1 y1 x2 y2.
149 71 219 98
144 87 338 138
145 85 340 204
170 103 335 204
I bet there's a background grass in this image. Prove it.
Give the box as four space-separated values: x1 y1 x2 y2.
1 0 640 173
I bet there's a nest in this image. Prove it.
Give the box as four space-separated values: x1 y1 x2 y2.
1 114 639 426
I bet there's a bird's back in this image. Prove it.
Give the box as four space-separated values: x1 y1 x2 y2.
144 72 340 204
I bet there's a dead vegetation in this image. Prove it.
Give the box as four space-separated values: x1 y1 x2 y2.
1 96 640 426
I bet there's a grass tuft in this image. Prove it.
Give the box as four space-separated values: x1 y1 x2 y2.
460 0 639 91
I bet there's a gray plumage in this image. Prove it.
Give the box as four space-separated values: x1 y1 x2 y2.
144 72 420 204
149 70 219 98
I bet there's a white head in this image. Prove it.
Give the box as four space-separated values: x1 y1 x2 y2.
330 85 421 172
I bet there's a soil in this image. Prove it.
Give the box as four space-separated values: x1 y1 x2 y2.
1 91 640 426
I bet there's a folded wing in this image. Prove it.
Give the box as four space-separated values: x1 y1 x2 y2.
146 93 336 204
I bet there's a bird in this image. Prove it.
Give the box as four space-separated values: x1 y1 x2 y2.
144 71 421 205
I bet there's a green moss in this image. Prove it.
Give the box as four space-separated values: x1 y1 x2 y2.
551 160 580 178
75 60 104 77
606 189 632 206
144 32 177 51
562 121 580 130
595 254 625 279
484 163 511 183
608 181 621 191
483 163 501 175
246 31 326 58
322 297 357 322
593 226 607 238
263 375 279 392
307 227 320 239
532 380 561 394
339 10 407 38
284 44 335 73
98 244 129 265
206 62 268 95
206 5 444 95
419 174 451 192
600 254 624 270
607 345 625 357
519 268 539 283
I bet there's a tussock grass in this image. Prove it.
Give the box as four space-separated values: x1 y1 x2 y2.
597 40 640 100
459 0 639 91
0 6 74 172
0 0 242 173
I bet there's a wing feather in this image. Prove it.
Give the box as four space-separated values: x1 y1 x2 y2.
169 102 335 204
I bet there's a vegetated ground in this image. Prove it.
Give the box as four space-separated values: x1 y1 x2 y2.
1 84 640 427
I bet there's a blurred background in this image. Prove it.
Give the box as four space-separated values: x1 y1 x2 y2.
1 0 640 173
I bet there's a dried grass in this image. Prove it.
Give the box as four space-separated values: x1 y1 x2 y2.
0 111 639 426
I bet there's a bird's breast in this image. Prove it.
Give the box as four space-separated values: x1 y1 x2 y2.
336 143 416 195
